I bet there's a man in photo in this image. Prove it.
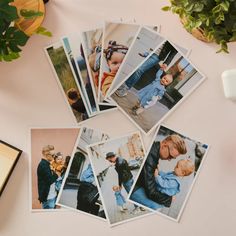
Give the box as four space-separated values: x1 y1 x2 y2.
106 152 143 213
130 134 187 209
37 145 59 209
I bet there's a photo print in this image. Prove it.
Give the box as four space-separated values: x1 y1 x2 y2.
62 35 99 116
128 125 209 221
57 126 110 220
98 22 140 103
45 42 89 123
30 128 80 211
107 26 190 98
81 28 117 111
87 132 152 226
0 141 22 197
110 35 206 134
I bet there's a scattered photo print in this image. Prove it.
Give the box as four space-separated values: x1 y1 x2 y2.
87 132 152 226
62 35 99 116
57 127 110 220
46 42 89 123
110 38 206 134
30 128 80 211
128 125 209 221
98 22 140 102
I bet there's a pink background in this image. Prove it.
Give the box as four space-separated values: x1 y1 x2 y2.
0 0 236 235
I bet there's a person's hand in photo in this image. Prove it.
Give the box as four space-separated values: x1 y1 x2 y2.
159 62 168 71
154 168 159 177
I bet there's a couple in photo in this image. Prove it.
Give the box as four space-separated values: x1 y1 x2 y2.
105 152 145 214
130 134 194 211
37 145 69 209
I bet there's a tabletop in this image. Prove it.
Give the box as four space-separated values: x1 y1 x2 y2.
0 0 236 235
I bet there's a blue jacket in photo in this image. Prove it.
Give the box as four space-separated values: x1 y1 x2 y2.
155 171 180 196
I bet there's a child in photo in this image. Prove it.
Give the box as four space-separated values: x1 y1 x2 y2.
132 67 173 115
67 88 88 120
101 41 128 97
50 152 65 192
112 185 128 213
154 159 195 199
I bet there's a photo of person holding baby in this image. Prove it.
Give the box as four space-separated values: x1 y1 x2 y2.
129 126 208 220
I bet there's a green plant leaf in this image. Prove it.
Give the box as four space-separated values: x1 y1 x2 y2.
20 9 44 19
163 0 235 53
35 26 52 37
220 1 230 11
1 26 29 55
162 6 171 11
0 0 18 23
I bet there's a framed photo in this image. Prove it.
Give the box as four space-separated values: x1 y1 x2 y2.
0 140 22 197
110 29 206 134
127 125 209 222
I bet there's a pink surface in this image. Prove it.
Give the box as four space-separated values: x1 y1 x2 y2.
0 0 236 235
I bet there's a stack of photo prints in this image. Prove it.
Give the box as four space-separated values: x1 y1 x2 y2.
30 21 209 227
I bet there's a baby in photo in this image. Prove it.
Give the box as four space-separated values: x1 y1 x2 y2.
132 67 173 115
112 185 128 212
154 159 195 201
50 152 67 192
101 41 128 97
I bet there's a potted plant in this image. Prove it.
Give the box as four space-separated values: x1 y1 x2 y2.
0 0 51 62
162 0 236 53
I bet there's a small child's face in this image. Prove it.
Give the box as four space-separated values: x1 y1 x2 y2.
174 160 186 177
174 159 194 177
107 52 125 73
112 186 120 191
160 74 173 86
55 155 64 164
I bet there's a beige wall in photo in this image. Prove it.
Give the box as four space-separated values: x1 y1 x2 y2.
31 128 80 209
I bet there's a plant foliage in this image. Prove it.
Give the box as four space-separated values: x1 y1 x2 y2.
0 0 52 62
162 0 236 53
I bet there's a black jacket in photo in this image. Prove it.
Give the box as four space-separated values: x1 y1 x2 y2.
115 157 133 187
135 141 172 207
37 159 58 203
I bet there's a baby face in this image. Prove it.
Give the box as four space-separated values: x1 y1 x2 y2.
174 159 194 177
55 155 64 164
107 52 125 74
160 74 173 86
174 160 186 176
112 186 120 192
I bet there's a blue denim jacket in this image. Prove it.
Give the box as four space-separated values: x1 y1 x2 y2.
155 171 180 196
137 69 165 107
80 164 95 183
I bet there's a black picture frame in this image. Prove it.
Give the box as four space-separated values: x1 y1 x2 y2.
0 140 22 197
